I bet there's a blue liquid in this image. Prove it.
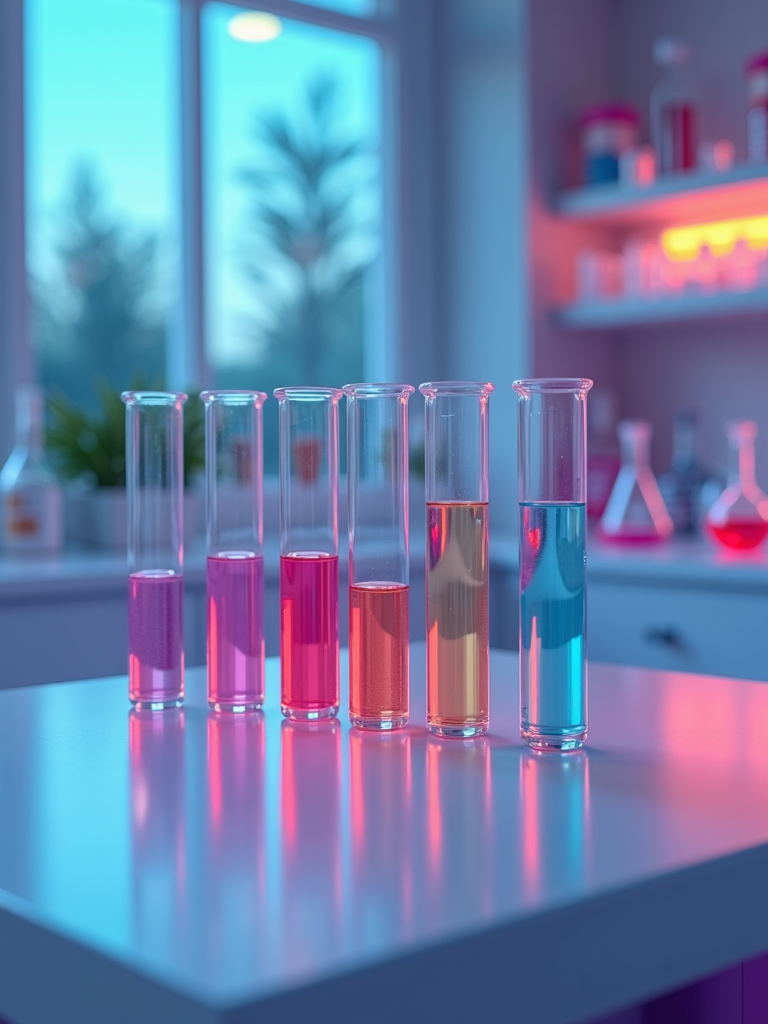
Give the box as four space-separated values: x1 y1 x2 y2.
519 502 586 750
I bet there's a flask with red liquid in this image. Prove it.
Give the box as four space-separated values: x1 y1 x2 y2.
600 420 673 543
651 36 697 174
706 421 768 551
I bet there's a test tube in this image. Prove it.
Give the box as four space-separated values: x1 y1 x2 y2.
512 378 593 751
202 390 266 712
274 386 342 720
344 383 414 730
122 391 187 710
419 381 494 738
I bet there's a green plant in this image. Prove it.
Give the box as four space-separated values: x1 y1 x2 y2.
47 378 204 488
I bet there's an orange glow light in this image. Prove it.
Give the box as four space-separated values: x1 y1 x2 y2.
662 216 768 261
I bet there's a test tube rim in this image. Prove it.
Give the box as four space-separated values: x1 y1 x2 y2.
511 378 593 397
273 386 344 402
342 382 415 399
200 390 267 406
121 390 188 407
418 381 494 398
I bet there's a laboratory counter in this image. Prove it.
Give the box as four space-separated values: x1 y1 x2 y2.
0 646 766 1023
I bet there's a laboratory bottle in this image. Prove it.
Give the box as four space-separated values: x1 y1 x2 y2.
275 386 342 721
650 36 697 174
201 390 267 712
600 420 673 543
586 389 620 522
0 384 63 553
658 411 711 535
122 390 187 709
513 378 591 752
706 420 768 550
344 383 413 731
420 381 493 739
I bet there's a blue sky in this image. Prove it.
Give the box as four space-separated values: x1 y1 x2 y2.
25 0 381 366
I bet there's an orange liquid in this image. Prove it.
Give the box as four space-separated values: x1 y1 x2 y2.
349 583 409 726
708 519 768 550
426 502 489 734
280 553 339 716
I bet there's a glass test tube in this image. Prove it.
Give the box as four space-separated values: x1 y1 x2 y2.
202 390 267 712
344 384 414 730
275 386 342 720
122 391 187 710
419 381 494 738
512 378 593 751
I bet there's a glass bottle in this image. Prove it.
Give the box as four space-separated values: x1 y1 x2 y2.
586 389 620 522
0 384 63 553
420 381 493 739
344 383 413 730
706 420 768 550
650 36 697 174
122 390 187 710
658 411 710 535
600 420 674 543
202 390 267 712
274 386 342 720
513 378 591 752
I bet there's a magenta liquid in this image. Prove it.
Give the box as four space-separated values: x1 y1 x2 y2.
207 553 265 711
280 553 339 719
128 571 184 708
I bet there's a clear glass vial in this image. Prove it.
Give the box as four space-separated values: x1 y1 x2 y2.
275 386 343 720
344 383 413 730
600 420 674 543
420 381 493 739
122 391 187 710
202 390 267 711
513 378 592 752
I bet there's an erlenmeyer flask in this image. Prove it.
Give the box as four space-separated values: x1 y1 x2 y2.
600 420 673 543
706 420 768 550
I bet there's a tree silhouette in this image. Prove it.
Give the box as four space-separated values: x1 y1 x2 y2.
34 163 166 408
237 74 374 386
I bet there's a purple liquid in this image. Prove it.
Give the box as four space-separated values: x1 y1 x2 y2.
207 553 265 710
128 571 184 708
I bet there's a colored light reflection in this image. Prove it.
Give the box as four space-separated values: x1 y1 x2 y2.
129 708 187 957
662 216 768 260
280 720 342 961
350 730 413 938
520 750 590 902
425 737 493 915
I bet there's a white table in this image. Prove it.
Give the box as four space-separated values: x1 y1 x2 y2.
0 647 767 1023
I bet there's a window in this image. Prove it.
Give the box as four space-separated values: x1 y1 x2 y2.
203 2 383 470
25 0 178 409
0 0 405 466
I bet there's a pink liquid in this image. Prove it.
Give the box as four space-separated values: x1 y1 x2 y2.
128 571 184 708
708 519 768 551
659 103 696 172
207 553 264 710
280 553 339 718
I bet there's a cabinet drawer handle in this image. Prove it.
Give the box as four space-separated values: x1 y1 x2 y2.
644 626 682 649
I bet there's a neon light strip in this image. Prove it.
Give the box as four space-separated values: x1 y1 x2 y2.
661 216 768 261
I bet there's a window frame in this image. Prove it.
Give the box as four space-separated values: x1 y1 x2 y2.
0 0 439 465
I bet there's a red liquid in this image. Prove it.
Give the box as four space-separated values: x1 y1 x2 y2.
128 571 184 708
659 103 696 172
708 519 768 551
280 553 339 718
349 582 409 728
207 553 264 710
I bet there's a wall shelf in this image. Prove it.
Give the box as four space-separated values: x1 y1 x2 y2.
555 165 768 227
557 286 768 330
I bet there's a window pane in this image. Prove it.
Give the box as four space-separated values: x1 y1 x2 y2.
25 0 177 409
203 4 384 472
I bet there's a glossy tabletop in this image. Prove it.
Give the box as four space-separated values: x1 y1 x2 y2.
0 647 767 1024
